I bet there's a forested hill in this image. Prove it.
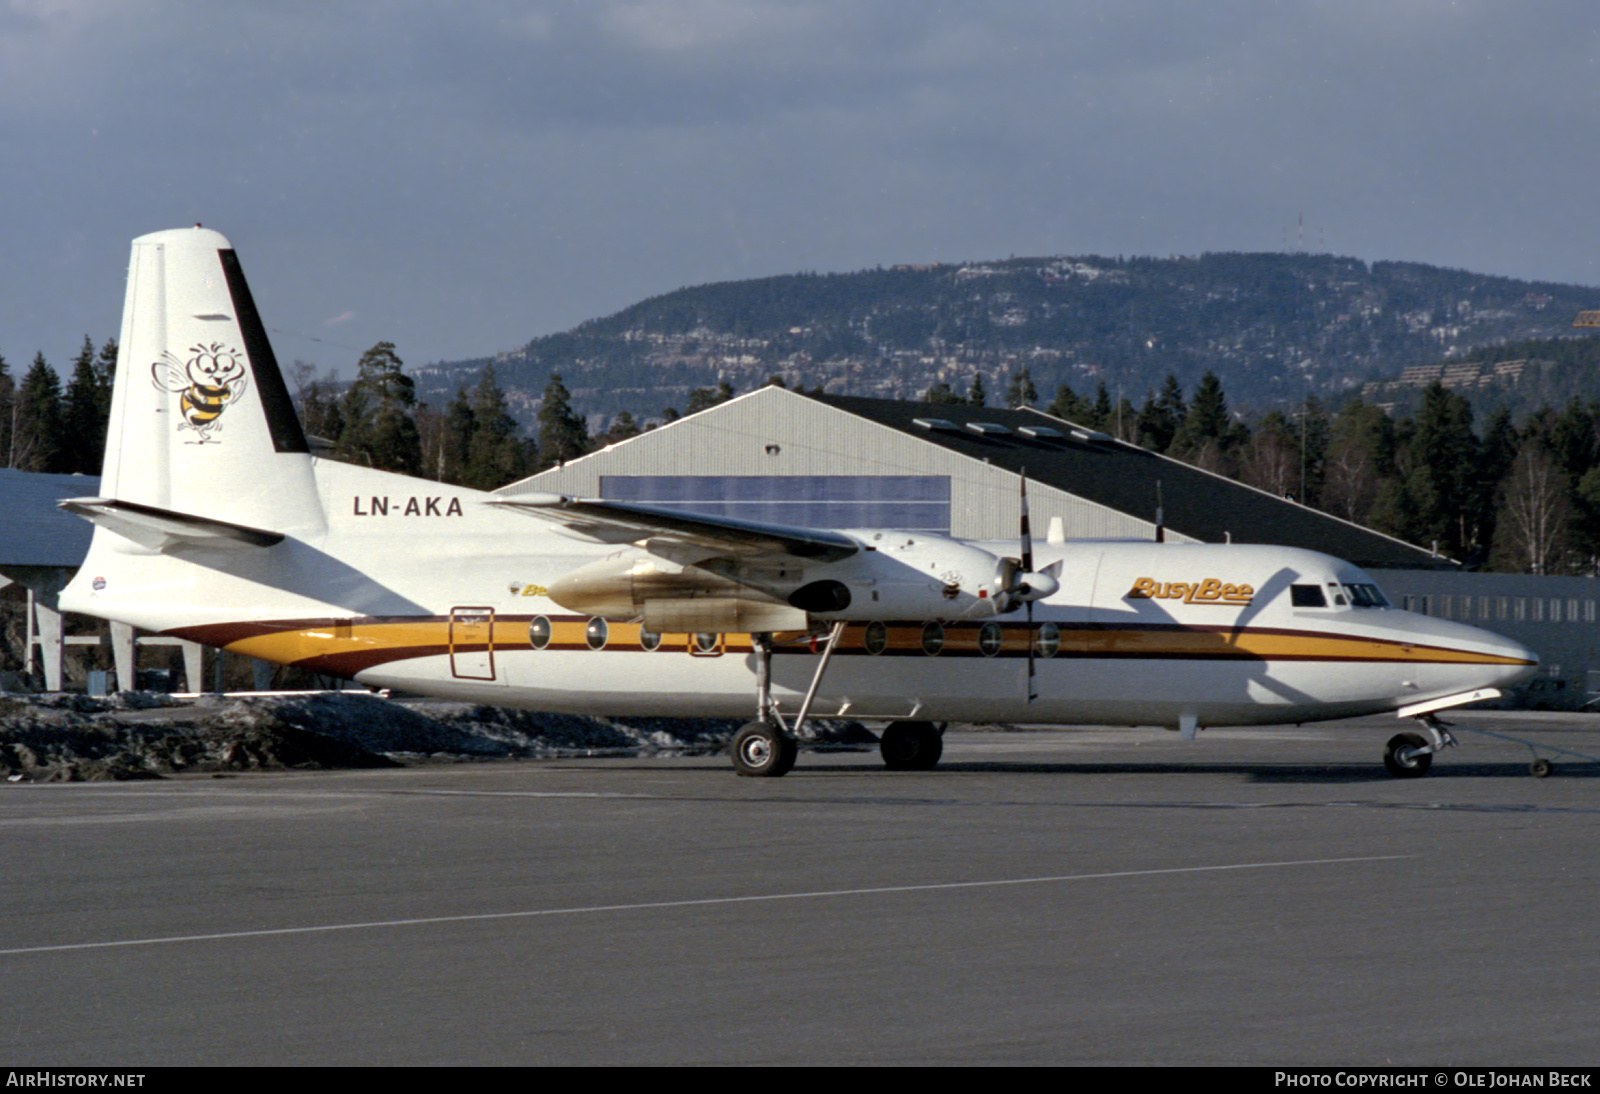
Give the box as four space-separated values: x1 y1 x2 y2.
414 252 1598 422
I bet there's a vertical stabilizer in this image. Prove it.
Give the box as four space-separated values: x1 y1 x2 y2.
102 227 324 535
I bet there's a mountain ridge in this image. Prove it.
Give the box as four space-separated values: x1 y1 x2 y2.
410 250 1600 427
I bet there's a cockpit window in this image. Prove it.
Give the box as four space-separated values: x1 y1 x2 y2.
1343 583 1389 608
1290 584 1327 608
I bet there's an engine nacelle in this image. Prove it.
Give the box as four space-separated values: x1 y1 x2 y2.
807 532 1015 622
547 551 808 631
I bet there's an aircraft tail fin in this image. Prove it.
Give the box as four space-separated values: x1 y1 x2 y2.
98 227 324 536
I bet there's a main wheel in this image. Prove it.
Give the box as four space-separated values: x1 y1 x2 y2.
1383 732 1432 778
730 721 797 777
880 721 943 771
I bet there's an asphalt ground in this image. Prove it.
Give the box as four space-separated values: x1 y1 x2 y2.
2 711 1597 1066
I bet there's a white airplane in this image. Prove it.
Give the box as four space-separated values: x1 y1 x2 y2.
60 227 1538 778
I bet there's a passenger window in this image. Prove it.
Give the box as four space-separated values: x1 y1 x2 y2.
863 621 888 655
1034 622 1060 659
528 616 552 650
978 622 1003 657
920 621 944 656
1291 585 1327 608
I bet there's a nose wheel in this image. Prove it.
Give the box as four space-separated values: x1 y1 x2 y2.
1383 714 1457 778
1383 732 1433 778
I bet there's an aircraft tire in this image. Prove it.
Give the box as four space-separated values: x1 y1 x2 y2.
1383 732 1432 778
880 721 943 771
731 721 797 777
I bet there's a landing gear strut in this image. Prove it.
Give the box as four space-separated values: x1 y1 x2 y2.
731 621 847 777
1383 713 1458 778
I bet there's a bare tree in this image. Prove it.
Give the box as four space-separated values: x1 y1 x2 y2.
1494 446 1570 575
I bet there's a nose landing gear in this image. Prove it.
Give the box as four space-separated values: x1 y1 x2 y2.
1383 714 1458 778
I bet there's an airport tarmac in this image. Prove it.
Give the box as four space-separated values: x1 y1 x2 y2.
2 712 1597 1067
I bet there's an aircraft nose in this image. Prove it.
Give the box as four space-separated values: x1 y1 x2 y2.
1479 630 1539 690
1503 638 1539 685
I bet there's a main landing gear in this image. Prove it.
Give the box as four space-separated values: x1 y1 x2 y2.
732 622 847 778
879 721 943 770
732 624 947 777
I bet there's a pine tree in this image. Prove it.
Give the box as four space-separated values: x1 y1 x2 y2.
298 368 346 446
1403 383 1480 558
1091 383 1114 431
464 366 528 488
536 373 588 470
596 410 642 448
62 336 107 474
337 342 420 474
1047 383 1091 423
1004 368 1037 408
685 381 735 414
1170 372 1230 457
0 351 11 469
1137 375 1186 452
12 353 63 472
94 338 118 401
435 385 476 484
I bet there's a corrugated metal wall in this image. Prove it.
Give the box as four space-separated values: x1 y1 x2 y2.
496 387 1194 544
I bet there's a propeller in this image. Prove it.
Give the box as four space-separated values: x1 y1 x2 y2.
993 470 1062 701
992 472 1061 611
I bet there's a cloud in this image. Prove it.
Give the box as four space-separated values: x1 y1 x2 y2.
2 1 1597 370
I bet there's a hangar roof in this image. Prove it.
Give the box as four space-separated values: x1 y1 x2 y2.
805 393 1449 571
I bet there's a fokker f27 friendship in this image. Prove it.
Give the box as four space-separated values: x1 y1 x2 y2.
60 228 1538 777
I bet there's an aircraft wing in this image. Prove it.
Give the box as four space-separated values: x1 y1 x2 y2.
485 494 859 561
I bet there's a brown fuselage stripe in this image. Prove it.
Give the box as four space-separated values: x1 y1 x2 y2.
166 615 1533 681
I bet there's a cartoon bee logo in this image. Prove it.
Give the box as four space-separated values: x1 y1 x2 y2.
151 342 249 442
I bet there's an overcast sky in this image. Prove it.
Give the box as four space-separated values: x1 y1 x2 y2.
4 0 1598 376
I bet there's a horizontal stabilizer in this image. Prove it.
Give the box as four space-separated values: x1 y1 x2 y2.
488 495 859 561
60 497 284 552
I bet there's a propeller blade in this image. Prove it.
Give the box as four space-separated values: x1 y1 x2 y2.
1027 598 1037 702
1021 470 1037 701
1019 469 1033 575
